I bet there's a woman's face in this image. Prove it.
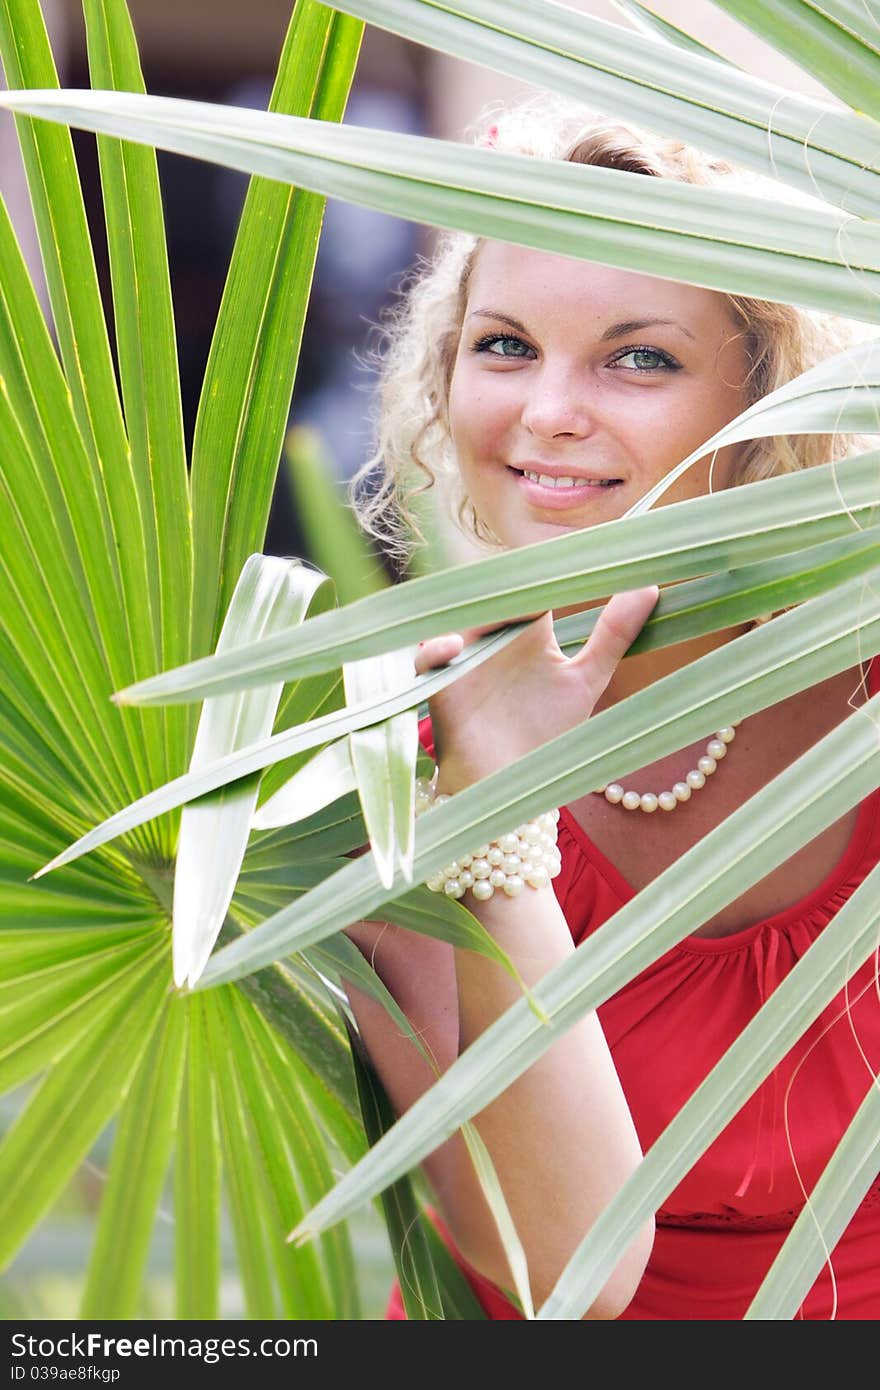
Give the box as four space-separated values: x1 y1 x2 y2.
448 242 753 550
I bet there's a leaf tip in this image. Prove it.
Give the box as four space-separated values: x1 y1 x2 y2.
112 677 155 706
29 857 58 882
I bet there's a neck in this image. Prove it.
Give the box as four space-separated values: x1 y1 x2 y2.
593 623 752 713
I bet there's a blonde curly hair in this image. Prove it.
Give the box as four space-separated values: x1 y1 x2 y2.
351 95 866 563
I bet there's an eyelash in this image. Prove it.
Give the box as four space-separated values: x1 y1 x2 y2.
471 332 681 373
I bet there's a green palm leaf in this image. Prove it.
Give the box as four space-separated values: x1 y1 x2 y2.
555 525 880 653
235 856 537 994
172 556 329 988
332 970 500 1319
80 995 187 1318
253 738 359 829
344 649 419 888
235 996 361 1319
0 950 168 1269
209 917 361 1125
5 88 879 326
81 0 193 802
709 0 880 121
106 451 880 709
0 929 163 1094
257 664 345 810
197 985 360 1319
0 0 130 510
283 425 390 605
217 991 335 1319
247 795 367 862
306 946 464 1315
0 1 181 852
0 152 155 840
10 522 880 902
203 993 278 1317
188 3 362 656
348 1028 446 1319
611 0 740 65
290 0 880 214
174 994 221 1319
0 0 368 1320
348 1023 487 1319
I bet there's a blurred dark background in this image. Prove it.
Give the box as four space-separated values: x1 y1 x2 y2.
57 5 433 561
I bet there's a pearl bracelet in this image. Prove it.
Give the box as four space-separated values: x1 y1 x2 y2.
415 773 562 902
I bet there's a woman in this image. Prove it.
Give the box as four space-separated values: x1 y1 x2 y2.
342 100 879 1320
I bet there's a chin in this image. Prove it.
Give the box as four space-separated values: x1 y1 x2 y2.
507 516 598 549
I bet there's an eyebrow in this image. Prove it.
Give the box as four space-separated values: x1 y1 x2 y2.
468 310 696 342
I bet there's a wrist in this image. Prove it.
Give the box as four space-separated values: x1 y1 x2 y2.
416 768 561 903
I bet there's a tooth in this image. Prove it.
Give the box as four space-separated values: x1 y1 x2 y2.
521 471 619 488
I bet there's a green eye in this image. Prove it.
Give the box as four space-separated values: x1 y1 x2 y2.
613 347 678 371
475 334 532 357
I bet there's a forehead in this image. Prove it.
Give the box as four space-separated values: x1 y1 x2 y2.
466 241 734 335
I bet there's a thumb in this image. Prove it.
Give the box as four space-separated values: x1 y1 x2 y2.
571 585 659 703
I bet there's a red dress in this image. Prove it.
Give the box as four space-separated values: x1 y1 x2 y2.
387 658 880 1319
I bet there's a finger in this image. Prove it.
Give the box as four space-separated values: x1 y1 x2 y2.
460 610 546 640
414 633 465 675
449 610 550 656
572 586 659 703
414 611 550 675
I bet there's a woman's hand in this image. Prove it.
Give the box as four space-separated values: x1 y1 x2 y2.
414 587 659 793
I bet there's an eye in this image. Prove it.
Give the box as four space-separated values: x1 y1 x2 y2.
610 345 680 372
472 332 535 359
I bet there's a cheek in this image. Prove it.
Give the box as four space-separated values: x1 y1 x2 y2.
448 363 476 449
450 372 507 461
614 393 689 460
658 379 747 455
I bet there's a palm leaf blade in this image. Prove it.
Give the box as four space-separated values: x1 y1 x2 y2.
80 994 187 1318
172 556 328 988
174 995 221 1319
302 0 880 213
5 89 880 324
709 0 880 120
189 3 362 655
81 0 193 793
0 952 167 1269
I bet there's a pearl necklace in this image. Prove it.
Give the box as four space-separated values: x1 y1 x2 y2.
596 721 741 812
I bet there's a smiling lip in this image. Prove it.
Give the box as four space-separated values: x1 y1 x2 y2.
508 465 624 509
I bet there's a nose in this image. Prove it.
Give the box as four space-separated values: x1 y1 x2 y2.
520 364 598 441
